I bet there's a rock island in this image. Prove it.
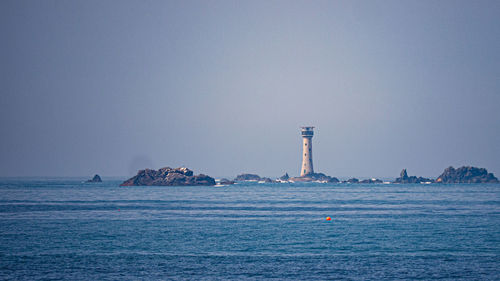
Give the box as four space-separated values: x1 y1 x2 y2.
120 167 215 186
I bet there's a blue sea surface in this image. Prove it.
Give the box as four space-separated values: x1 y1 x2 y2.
0 179 499 280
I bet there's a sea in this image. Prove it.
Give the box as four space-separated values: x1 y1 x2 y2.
0 179 499 280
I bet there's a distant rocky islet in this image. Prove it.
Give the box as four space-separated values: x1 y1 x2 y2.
119 166 499 186
120 167 215 186
436 166 498 184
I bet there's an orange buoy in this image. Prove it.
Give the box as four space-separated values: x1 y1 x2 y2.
326 216 331 221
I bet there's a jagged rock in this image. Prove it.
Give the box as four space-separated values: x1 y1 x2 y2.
234 173 262 181
359 178 383 184
279 173 289 181
400 169 408 179
120 167 215 186
342 178 359 183
218 178 235 185
394 169 433 184
436 166 499 183
86 174 102 183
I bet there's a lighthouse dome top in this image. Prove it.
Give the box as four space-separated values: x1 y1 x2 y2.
301 126 314 136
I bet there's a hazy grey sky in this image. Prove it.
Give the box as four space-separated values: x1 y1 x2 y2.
1 0 499 178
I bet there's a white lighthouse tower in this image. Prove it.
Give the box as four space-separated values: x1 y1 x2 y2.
300 126 314 176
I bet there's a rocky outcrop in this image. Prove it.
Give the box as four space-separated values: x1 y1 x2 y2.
120 167 215 186
233 174 276 183
436 166 499 183
311 172 339 183
342 178 359 183
359 178 383 184
86 174 102 183
290 172 339 183
234 173 262 181
393 169 433 184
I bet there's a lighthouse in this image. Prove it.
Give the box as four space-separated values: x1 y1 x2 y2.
300 126 314 176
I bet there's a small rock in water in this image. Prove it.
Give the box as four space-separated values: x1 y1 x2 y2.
218 178 235 185
359 178 383 184
234 173 262 181
86 174 102 183
342 178 359 183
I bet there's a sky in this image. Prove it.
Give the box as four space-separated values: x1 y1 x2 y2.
1 0 499 179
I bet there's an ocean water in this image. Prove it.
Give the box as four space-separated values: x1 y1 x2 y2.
0 179 499 280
